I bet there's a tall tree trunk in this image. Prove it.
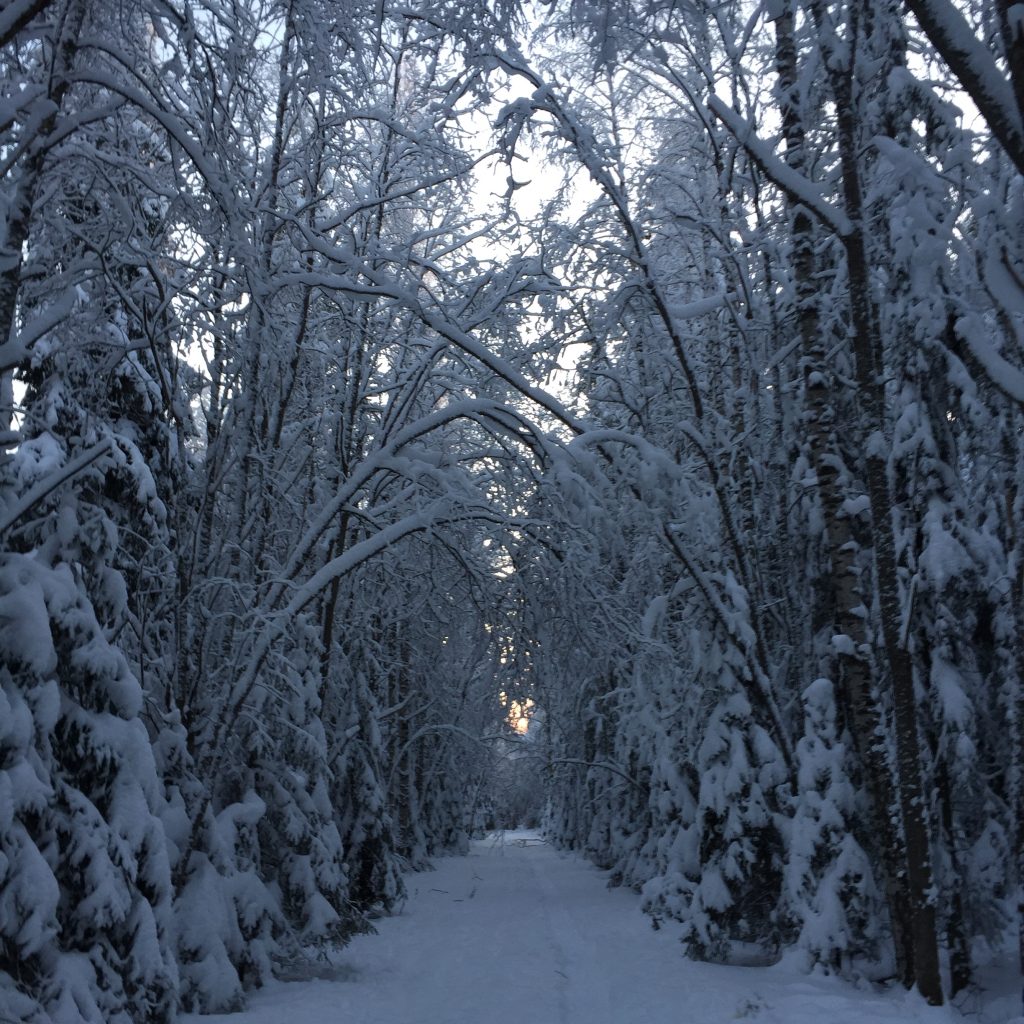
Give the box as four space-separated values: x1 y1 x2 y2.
831 58 943 1006
935 757 972 995
1005 423 1024 986
772 2 915 983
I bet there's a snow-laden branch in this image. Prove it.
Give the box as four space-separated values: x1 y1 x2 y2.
565 428 701 481
957 315 1024 405
661 523 795 774
267 397 561 609
706 95 853 237
0 438 112 535
68 66 241 223
491 57 714 423
0 288 75 374
213 500 524 774
386 724 502 790
286 231 592 436
547 757 646 792
0 0 49 50
903 0 1024 176
219 505 454 747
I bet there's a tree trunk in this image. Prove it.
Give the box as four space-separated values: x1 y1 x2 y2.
772 3 914 984
935 757 972 995
832 68 943 1006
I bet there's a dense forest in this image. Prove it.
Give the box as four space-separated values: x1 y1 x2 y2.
1 0 1022 1019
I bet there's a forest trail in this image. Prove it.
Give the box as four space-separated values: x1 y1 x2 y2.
182 830 965 1024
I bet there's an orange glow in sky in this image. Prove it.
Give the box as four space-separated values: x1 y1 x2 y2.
500 693 534 734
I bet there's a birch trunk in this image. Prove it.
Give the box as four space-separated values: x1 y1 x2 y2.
772 3 914 983
831 62 943 1008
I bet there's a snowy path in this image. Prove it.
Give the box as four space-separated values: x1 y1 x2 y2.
184 830 969 1024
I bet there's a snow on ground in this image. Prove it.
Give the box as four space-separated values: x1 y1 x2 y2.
184 830 1018 1024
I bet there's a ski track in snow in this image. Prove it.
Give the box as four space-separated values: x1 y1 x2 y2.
182 830 999 1024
